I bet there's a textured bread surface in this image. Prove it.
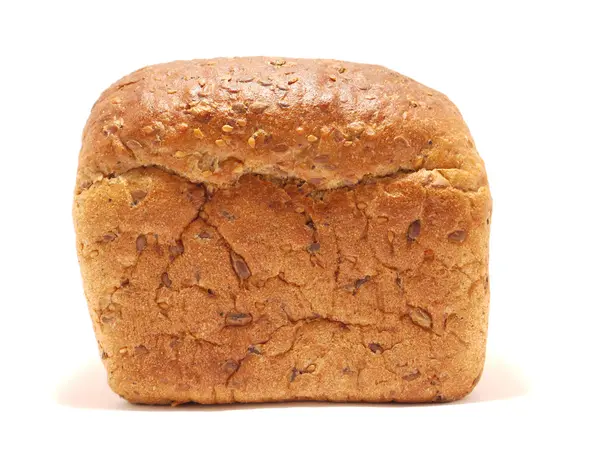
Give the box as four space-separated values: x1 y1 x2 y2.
73 57 491 404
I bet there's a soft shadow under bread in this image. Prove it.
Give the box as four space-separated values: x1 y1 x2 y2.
55 356 529 411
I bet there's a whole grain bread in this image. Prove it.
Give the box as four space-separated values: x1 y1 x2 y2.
73 57 491 404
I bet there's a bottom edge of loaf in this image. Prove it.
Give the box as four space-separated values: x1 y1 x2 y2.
118 394 472 406
108 371 482 406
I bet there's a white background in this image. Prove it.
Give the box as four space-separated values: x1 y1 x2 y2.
2 0 598 448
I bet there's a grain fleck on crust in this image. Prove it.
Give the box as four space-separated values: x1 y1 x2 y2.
73 57 491 405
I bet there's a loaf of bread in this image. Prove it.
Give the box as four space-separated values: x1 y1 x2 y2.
73 57 491 404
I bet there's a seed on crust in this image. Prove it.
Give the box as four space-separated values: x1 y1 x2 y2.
368 343 383 354
307 242 321 253
407 220 421 241
403 369 421 381
409 307 432 329
249 102 269 113
169 240 184 258
223 360 239 373
448 230 466 242
230 251 251 280
225 312 253 326
232 103 248 113
161 272 172 288
136 235 147 252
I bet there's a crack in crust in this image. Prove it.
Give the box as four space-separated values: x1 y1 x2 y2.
78 163 485 197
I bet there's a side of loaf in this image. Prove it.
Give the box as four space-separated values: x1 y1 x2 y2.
73 57 491 404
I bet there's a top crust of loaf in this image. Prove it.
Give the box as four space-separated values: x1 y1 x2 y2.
77 57 487 193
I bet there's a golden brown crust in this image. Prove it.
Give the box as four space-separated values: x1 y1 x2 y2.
76 57 486 193
74 58 491 404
